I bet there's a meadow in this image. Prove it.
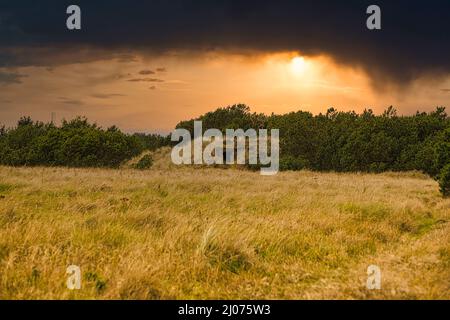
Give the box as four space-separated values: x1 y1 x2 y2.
0 159 449 299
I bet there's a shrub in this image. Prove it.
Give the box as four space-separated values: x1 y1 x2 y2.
279 156 308 171
0 116 143 168
175 105 449 174
439 164 450 197
134 154 153 170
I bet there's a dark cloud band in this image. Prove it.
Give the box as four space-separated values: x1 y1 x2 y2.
0 0 449 85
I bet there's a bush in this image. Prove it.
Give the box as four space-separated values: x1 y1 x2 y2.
176 105 450 174
439 164 450 197
279 156 308 171
134 154 153 170
0 116 143 168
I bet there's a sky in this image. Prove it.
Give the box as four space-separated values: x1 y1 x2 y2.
1 0 450 133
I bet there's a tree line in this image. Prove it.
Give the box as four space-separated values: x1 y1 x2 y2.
1 104 449 194
0 116 168 168
176 104 450 194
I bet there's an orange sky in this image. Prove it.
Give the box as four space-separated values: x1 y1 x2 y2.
1 51 449 133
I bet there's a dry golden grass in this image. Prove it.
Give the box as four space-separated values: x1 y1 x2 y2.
0 161 449 299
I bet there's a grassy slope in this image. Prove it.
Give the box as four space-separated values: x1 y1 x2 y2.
0 165 449 299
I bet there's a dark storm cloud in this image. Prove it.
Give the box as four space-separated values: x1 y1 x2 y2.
1 0 450 85
0 47 119 68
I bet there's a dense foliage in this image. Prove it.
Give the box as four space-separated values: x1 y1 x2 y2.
176 104 450 191
133 154 154 170
0 116 145 168
439 164 450 197
133 133 171 151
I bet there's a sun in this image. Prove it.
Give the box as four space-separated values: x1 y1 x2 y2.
290 56 307 75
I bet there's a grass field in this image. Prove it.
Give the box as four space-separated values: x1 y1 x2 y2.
0 162 449 299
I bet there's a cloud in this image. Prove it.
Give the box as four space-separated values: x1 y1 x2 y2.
127 78 164 83
0 47 127 68
115 73 132 80
149 86 156 90
139 69 155 75
441 89 450 92
0 71 27 85
156 68 167 72
58 97 84 106
0 0 450 86
116 54 138 63
91 93 126 99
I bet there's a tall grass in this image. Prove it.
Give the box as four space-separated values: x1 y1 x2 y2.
0 165 448 299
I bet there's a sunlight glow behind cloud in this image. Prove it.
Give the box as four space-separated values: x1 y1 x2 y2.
0 51 449 133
